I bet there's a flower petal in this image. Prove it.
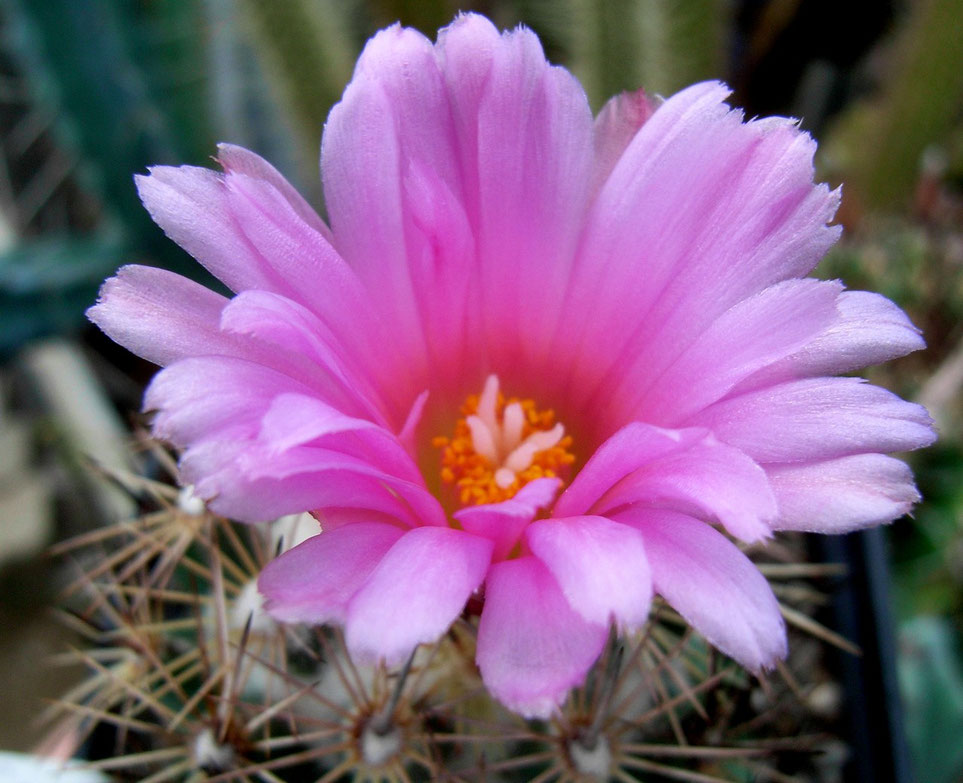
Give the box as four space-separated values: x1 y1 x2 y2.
455 477 561 561
592 88 656 197
87 264 231 367
135 165 277 293
556 422 775 541
597 438 777 543
555 422 705 517
145 356 312 446
220 290 390 423
258 393 421 484
619 509 786 671
222 172 377 345
346 527 493 664
222 444 444 526
768 454 921 532
216 142 330 236
476 557 608 718
526 515 652 629
186 442 431 525
738 290 926 389
322 25 451 393
259 522 404 623
692 377 936 463
632 278 841 424
558 82 840 427
438 14 595 371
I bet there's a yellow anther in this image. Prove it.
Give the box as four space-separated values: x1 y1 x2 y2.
435 377 575 507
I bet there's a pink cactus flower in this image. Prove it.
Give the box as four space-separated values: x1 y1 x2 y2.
88 14 935 717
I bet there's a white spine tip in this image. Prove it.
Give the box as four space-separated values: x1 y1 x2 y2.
178 485 206 516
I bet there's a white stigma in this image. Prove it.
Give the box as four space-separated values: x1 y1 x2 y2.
466 375 565 490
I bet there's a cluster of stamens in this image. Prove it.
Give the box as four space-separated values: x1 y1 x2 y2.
432 375 575 506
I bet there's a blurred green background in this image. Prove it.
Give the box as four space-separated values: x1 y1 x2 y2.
0 0 960 779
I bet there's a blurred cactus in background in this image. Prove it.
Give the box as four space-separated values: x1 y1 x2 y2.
1 1 962 781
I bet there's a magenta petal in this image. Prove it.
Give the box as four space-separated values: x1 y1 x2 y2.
258 393 421 484
191 448 429 526
455 477 561 561
597 436 777 543
555 422 705 517
555 422 774 541
222 173 376 345
87 264 231 367
345 527 493 664
437 13 595 368
621 509 786 671
219 290 390 422
135 166 276 293
526 516 652 629
224 445 444 526
476 557 608 718
259 523 404 623
768 454 922 532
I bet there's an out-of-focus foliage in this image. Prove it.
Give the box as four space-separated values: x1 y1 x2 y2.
821 0 963 211
899 616 963 783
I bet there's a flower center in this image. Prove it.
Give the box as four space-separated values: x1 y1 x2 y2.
432 375 575 506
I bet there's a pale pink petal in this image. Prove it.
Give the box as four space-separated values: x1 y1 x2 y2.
619 509 786 671
216 142 330 236
135 166 278 293
145 356 311 446
768 454 921 532
346 527 493 664
737 290 926 390
692 377 936 463
259 523 404 623
631 279 841 425
86 264 231 367
592 88 656 196
557 82 840 426
526 515 652 629
476 557 608 718
455 477 561 561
